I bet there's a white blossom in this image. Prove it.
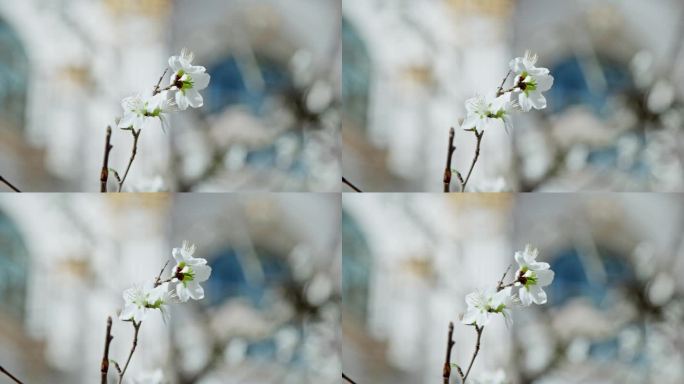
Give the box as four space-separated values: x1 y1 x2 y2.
514 245 555 306
462 93 517 133
509 51 554 111
462 287 513 327
118 92 176 131
171 241 212 302
119 282 172 322
168 49 211 110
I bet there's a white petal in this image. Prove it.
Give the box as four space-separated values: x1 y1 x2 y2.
191 72 210 90
519 288 532 306
529 261 550 271
536 269 555 286
175 92 189 110
168 56 183 72
119 304 135 320
186 65 207 75
462 309 479 325
172 247 185 263
118 113 136 129
509 57 526 73
185 89 204 108
529 285 548 304
536 74 554 92
186 281 205 300
193 264 212 282
514 251 526 267
462 114 479 130
518 93 533 112
528 91 547 110
176 283 190 302
529 67 550 76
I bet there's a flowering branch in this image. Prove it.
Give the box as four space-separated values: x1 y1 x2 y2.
100 316 114 384
99 49 210 192
342 177 363 192
442 322 459 383
100 127 113 192
342 373 358 384
0 366 24 384
443 52 553 192
0 175 21 192
117 320 141 384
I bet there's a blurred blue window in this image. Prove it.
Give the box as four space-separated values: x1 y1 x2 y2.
204 247 290 308
547 55 631 117
548 246 637 360
205 54 292 116
0 210 29 319
342 210 372 321
342 18 371 130
0 19 28 130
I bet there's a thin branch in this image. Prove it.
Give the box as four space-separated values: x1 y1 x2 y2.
462 326 484 384
117 128 142 192
460 130 484 192
0 366 24 384
153 68 169 95
443 322 459 384
496 264 513 291
0 175 21 192
443 127 457 192
100 126 113 192
154 260 170 287
101 316 114 384
496 70 512 97
117 321 141 384
342 373 357 384
342 177 363 192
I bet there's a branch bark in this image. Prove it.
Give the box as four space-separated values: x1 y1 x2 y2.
100 126 113 192
117 129 141 192
460 130 484 192
461 326 484 384
443 322 461 384
342 372 357 384
443 127 457 192
342 177 363 192
117 321 141 384
101 316 114 384
0 175 21 192
0 366 24 384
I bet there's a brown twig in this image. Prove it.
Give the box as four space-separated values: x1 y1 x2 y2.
101 316 114 384
117 128 141 192
342 177 363 192
461 326 484 384
100 126 113 192
460 130 484 192
443 127 457 192
443 322 460 384
496 70 512 97
154 260 170 287
342 372 357 384
0 175 21 192
0 366 24 384
153 68 169 95
118 321 141 384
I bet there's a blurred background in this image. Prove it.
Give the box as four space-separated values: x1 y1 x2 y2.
342 0 684 191
0 193 340 383
342 193 684 383
0 0 340 192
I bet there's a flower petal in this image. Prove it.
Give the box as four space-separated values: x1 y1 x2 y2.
519 288 532 306
536 269 555 286
175 91 189 110
191 72 210 90
193 264 212 282
185 89 204 108
529 285 548 304
535 74 554 92
528 91 547 110
186 281 205 300
168 56 183 72
176 283 190 302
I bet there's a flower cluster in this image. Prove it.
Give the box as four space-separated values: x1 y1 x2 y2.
462 244 554 327
461 51 553 133
119 241 212 323
117 49 210 132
